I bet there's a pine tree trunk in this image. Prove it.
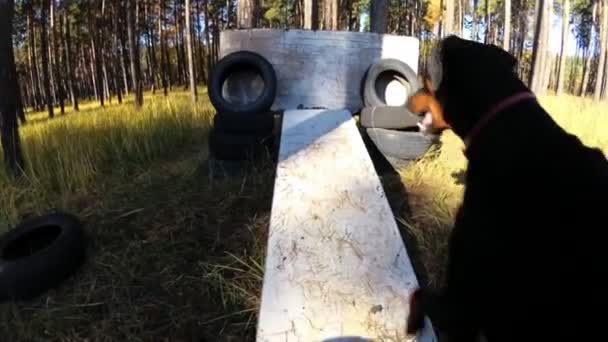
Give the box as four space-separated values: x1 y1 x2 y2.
127 0 143 108
50 0 65 114
0 0 25 175
324 0 339 30
88 4 104 106
111 1 123 103
594 0 608 101
541 0 553 92
556 0 569 95
370 0 388 33
484 0 491 43
195 0 205 83
445 0 454 34
530 0 548 94
472 0 479 40
237 0 258 28
62 1 78 111
602 49 608 99
146 0 158 93
304 0 319 29
40 0 54 118
159 0 169 96
27 7 42 111
174 1 185 85
504 0 511 51
204 0 212 71
185 0 197 102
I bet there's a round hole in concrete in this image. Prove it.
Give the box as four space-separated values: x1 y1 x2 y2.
2 225 61 260
374 71 411 106
221 68 265 106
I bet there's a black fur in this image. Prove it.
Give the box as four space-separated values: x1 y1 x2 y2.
414 36 608 342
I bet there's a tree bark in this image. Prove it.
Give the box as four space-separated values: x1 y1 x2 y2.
145 0 158 93
159 0 169 96
580 44 591 95
174 1 186 85
127 0 143 108
88 3 104 106
62 1 78 111
27 5 42 111
601 48 608 101
324 0 339 30
40 0 54 118
185 0 197 102
595 0 608 101
237 0 258 28
0 0 25 175
203 0 212 71
484 0 491 43
503 0 511 51
556 0 570 95
472 0 479 40
111 1 123 103
541 0 553 92
370 0 388 33
445 0 455 35
118 28 130 95
530 0 548 94
304 0 319 29
50 0 65 114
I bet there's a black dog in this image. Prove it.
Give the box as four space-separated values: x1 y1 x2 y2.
406 36 608 341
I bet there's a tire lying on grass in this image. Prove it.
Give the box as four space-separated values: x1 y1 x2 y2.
208 126 274 161
0 212 86 301
208 51 277 117
359 106 422 129
366 128 438 161
362 58 420 107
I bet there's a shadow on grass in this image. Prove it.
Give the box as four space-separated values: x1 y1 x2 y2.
0 148 276 341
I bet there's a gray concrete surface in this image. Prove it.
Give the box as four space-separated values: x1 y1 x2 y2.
220 29 420 112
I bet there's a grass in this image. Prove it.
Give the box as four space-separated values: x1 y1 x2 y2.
0 91 606 340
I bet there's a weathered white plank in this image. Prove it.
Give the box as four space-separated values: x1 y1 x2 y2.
257 109 436 341
220 29 420 112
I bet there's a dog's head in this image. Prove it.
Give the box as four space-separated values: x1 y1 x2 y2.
407 36 519 139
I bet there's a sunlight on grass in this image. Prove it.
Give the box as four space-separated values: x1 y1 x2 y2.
0 91 214 227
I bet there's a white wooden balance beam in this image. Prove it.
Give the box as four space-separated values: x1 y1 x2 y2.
257 109 436 341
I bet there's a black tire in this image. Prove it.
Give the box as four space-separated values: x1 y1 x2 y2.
208 51 277 116
213 111 274 135
0 212 86 301
366 128 438 160
359 106 421 129
208 126 273 161
362 59 420 107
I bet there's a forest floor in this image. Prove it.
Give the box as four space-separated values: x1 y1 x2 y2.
0 91 606 341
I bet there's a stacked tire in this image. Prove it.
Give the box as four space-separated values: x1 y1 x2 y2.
359 59 438 168
207 51 277 171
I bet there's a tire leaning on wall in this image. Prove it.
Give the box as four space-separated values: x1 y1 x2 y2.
361 58 420 108
208 51 278 118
